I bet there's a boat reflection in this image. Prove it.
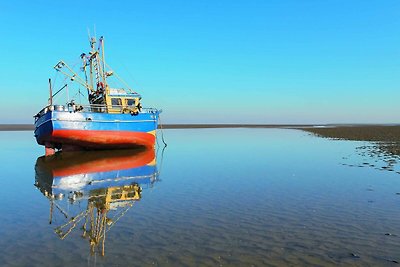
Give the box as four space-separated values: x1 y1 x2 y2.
34 147 159 256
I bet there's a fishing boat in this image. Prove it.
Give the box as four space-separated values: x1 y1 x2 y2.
34 148 160 256
34 35 161 155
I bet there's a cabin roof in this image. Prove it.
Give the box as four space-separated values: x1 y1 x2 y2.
108 93 141 98
108 88 141 98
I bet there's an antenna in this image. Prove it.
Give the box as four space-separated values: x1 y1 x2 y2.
87 28 91 45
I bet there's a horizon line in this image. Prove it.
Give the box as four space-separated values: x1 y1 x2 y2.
1 123 400 131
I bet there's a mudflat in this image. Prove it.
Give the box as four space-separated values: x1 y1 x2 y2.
302 125 400 156
301 125 400 142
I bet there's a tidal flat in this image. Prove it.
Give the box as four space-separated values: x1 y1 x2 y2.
303 126 400 174
0 127 399 266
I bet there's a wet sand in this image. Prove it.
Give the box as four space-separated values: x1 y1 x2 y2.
302 126 400 156
301 125 400 143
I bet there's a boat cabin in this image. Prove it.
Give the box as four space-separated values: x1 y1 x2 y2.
105 88 142 114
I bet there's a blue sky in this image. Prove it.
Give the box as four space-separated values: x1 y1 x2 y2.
0 0 399 124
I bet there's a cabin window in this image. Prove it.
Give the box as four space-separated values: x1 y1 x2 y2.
111 98 122 108
126 99 135 106
127 192 136 198
111 193 122 200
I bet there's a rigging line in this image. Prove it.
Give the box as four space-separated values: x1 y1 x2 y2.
56 212 88 240
51 84 68 98
52 89 68 104
51 71 59 96
87 28 91 43
70 59 82 70
59 210 88 230
62 74 70 84
59 60 87 87
78 88 86 98
104 62 136 93
70 89 86 101
53 70 59 84
105 202 135 233
51 200 69 218
119 61 143 91
102 218 106 257
50 84 68 104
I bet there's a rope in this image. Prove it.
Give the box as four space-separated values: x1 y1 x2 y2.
119 61 144 92
157 114 167 147
70 88 86 102
156 145 167 180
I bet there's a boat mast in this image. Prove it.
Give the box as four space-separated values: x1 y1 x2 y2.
90 37 107 92
100 36 109 95
49 78 53 106
87 31 94 92
52 34 114 106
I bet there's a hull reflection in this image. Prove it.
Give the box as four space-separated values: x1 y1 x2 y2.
34 148 159 256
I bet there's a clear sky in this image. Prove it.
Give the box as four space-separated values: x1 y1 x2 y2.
0 0 399 124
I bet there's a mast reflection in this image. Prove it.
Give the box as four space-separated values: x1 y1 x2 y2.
34 147 159 256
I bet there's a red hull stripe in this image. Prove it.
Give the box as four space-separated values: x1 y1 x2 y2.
49 129 155 148
53 148 155 177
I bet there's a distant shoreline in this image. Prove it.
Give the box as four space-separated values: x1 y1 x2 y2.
1 123 399 131
0 124 35 131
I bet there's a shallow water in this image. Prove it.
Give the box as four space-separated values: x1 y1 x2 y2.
0 129 400 266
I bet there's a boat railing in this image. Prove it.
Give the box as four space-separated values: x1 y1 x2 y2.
35 104 159 118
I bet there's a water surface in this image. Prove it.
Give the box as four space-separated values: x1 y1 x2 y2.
0 129 399 266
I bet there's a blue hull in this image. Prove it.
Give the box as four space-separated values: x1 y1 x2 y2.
34 109 160 149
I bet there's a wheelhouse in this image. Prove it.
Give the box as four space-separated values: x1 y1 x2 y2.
105 88 142 114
